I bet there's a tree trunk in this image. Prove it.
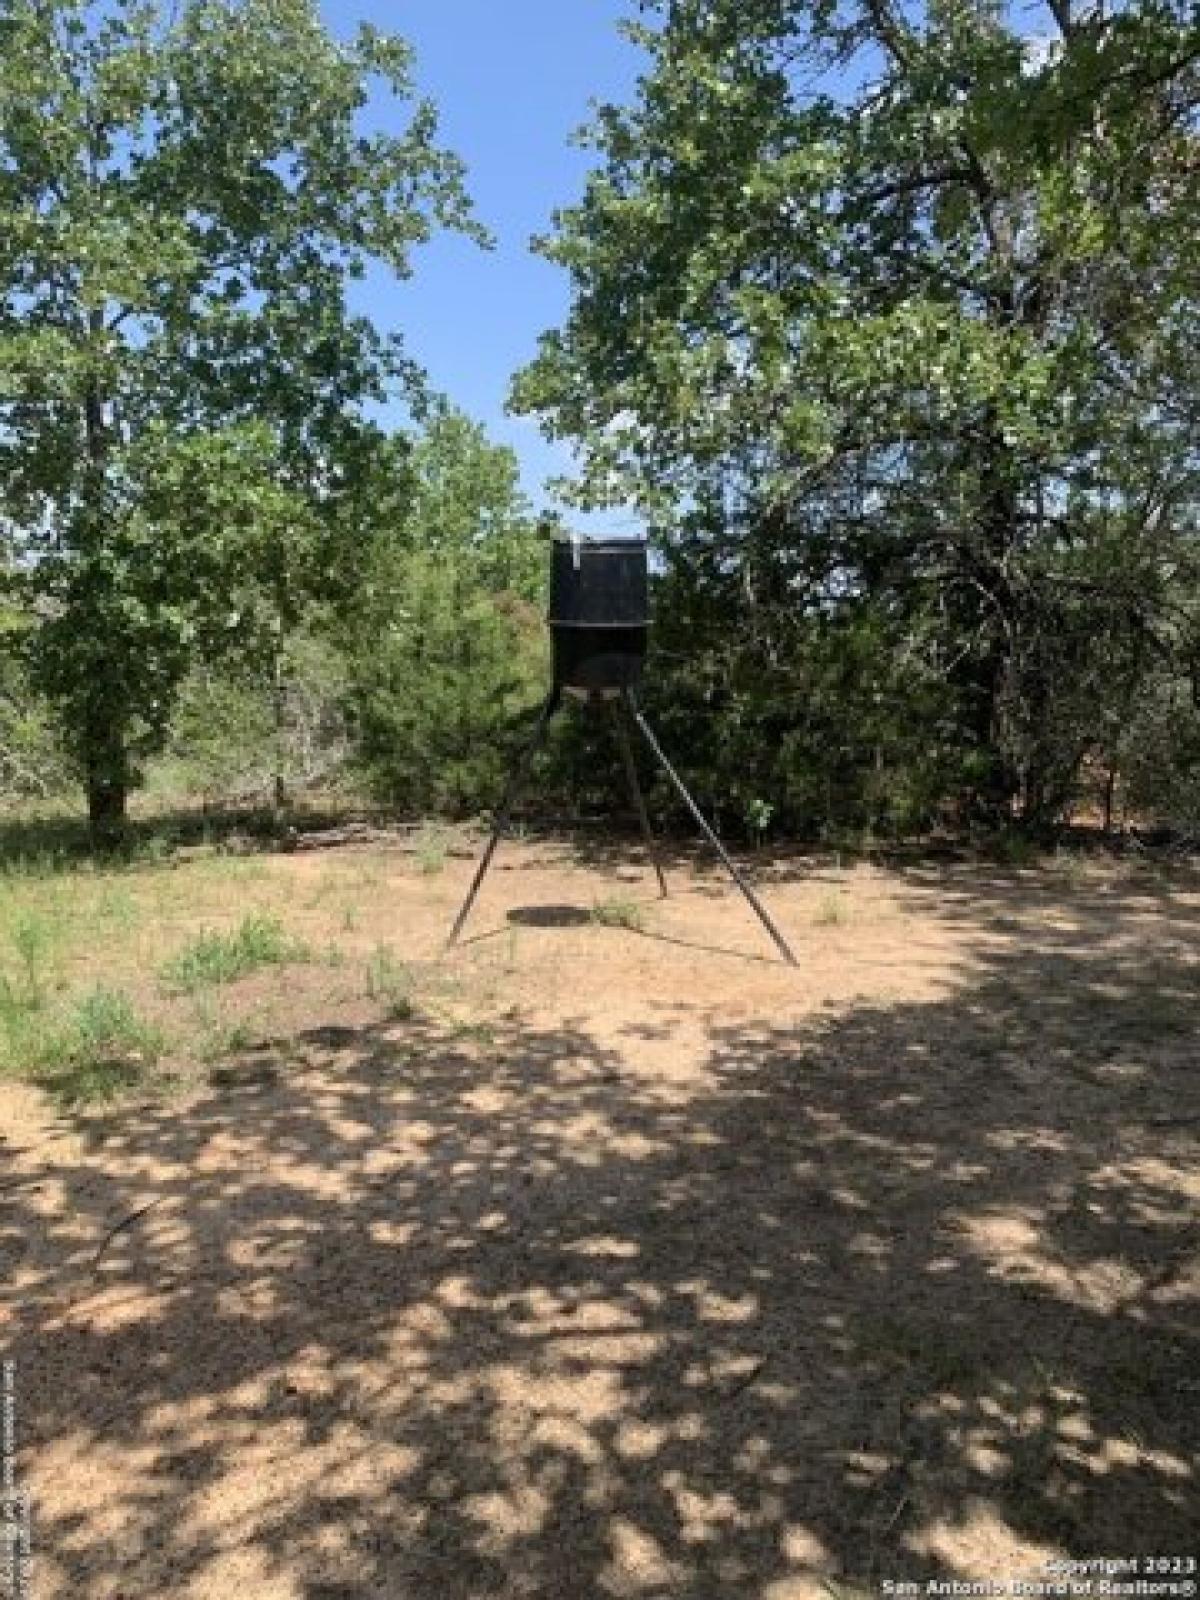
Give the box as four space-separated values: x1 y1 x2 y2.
959 423 1022 824
272 646 288 814
85 714 129 847
82 301 125 844
1018 660 1052 828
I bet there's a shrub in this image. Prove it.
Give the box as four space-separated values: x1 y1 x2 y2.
349 551 547 816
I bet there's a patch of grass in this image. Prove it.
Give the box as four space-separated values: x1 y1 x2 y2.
303 869 340 908
813 892 847 926
1051 847 1089 887
337 855 384 892
192 849 269 882
9 908 56 1007
414 824 449 876
36 986 164 1107
993 831 1041 868
187 994 260 1065
160 912 308 993
93 884 139 932
451 1018 497 1046
0 813 90 878
365 943 416 1020
132 829 179 867
590 896 645 931
0 907 66 1067
0 978 41 1070
0 911 47 1067
0 849 72 883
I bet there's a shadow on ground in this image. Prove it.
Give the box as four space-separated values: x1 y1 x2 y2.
5 872 1199 1597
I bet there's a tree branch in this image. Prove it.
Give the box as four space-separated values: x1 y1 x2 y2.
1045 0 1075 41
859 166 975 205
863 0 915 69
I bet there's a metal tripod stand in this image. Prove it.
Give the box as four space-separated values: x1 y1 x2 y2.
446 687 797 966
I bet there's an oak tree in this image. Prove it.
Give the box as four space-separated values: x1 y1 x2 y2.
0 0 481 834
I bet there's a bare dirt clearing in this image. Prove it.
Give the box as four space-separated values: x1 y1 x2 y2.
4 838 1199 1597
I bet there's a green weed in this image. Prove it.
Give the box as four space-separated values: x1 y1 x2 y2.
10 909 55 1007
994 831 1040 868
745 797 775 849
591 896 645 931
0 979 40 1070
195 850 269 882
813 892 847 926
160 913 308 993
414 824 449 876
187 994 259 1064
365 943 416 1020
452 1019 497 1046
93 884 139 931
134 830 179 866
0 850 70 883
36 987 164 1107
0 910 51 1068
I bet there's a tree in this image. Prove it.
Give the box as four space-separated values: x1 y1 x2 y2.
345 406 547 815
0 595 71 801
0 0 481 836
515 0 1199 832
398 403 545 601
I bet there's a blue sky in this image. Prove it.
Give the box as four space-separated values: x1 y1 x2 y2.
320 0 645 529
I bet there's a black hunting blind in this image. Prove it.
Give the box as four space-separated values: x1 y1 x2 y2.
447 533 797 965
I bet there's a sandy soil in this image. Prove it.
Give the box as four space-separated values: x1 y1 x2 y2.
3 837 1199 1598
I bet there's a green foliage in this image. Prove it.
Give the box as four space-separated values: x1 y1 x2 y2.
744 797 775 845
0 902 66 1072
399 405 545 600
364 943 415 1019
150 632 351 809
0 975 163 1107
187 994 258 1065
37 988 164 1106
351 551 546 813
590 896 645 931
9 908 55 1008
0 976 37 1068
516 0 1200 837
813 893 847 928
414 824 450 876
0 0 481 833
0 922 46 1068
150 669 276 808
160 913 307 992
0 655 73 804
1120 674 1200 839
991 832 1042 869
345 407 548 815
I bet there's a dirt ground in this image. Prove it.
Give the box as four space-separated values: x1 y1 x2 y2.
3 835 1199 1598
